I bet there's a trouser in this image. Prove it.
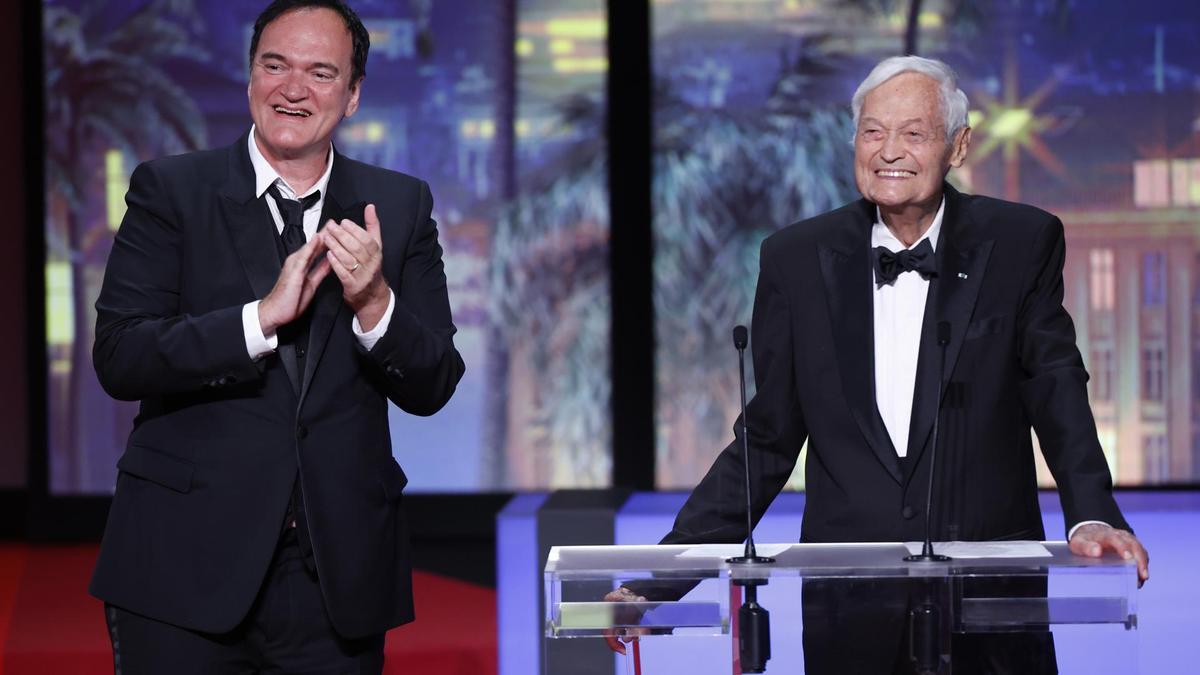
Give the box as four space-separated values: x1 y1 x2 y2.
105 527 385 675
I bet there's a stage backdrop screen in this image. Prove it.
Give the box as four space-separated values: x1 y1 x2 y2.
44 0 610 493
652 0 1200 489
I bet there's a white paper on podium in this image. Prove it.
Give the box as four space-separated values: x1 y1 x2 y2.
903 541 1052 558
677 543 792 558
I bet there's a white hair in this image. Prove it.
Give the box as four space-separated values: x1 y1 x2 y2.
851 56 970 142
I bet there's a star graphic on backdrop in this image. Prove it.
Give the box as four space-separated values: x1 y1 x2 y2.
968 49 1068 200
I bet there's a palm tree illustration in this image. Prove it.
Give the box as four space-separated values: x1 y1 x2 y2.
484 36 860 486
44 0 207 489
487 93 610 487
653 54 859 487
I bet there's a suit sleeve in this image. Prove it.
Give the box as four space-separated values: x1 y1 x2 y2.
357 180 464 416
1016 216 1130 534
93 162 263 401
663 239 809 546
624 241 807 601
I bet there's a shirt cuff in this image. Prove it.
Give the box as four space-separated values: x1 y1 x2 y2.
243 301 278 360
352 290 395 351
1067 520 1111 541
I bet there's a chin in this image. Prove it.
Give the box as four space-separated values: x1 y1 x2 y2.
866 191 911 207
262 133 306 153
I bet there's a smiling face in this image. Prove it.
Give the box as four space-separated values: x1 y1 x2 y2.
854 72 970 224
248 7 361 165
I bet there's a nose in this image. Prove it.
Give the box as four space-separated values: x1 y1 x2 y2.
281 70 308 101
880 131 905 162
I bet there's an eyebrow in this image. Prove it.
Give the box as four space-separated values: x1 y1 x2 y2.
859 116 931 128
258 52 341 74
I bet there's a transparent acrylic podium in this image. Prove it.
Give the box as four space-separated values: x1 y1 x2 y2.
545 542 1138 674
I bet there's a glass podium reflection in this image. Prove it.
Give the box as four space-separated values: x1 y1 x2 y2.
545 542 1137 674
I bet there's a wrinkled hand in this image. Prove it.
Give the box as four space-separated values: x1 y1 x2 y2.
258 235 332 336
602 586 650 655
1069 523 1149 587
321 203 390 331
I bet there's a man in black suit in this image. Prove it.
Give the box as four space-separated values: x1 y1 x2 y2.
608 56 1149 672
89 1 464 672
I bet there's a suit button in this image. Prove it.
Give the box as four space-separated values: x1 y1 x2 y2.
902 506 916 519
297 426 308 440
296 347 306 358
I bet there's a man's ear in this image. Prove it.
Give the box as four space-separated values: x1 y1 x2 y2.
345 78 363 118
949 126 972 168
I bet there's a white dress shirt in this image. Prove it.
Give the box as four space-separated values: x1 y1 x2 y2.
240 126 395 359
872 199 944 458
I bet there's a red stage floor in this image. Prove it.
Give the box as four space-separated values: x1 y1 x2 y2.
0 544 497 674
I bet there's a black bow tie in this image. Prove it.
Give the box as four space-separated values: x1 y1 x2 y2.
873 238 937 288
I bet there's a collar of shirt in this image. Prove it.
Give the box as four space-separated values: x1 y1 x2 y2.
247 124 334 202
870 197 946 253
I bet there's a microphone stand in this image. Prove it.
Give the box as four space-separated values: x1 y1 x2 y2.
725 325 774 673
725 324 775 567
904 321 952 564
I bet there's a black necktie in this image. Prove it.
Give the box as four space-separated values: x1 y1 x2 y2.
267 184 320 255
873 238 937 288
267 184 322 571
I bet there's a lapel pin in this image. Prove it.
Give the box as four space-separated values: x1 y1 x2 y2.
957 272 968 279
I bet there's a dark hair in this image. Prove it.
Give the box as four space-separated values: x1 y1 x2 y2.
250 0 370 86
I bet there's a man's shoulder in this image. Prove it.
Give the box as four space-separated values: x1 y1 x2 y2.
133 143 235 189
956 190 1060 237
334 155 426 193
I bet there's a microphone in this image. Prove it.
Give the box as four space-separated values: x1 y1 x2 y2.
733 324 748 349
905 321 952 563
726 324 774 566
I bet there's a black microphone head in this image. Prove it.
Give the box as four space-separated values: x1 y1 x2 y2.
733 325 749 349
936 321 951 346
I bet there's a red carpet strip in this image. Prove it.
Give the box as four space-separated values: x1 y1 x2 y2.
0 544 497 675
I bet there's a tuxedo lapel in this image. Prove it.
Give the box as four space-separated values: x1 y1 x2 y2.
218 133 301 395
904 185 993 476
299 151 366 404
819 201 903 485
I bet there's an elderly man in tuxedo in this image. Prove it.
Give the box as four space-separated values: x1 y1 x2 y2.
608 55 1149 674
89 1 464 672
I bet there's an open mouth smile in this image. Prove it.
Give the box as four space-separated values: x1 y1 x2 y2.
875 169 916 178
273 105 311 118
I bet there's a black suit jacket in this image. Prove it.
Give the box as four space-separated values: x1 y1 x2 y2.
662 184 1128 549
89 132 464 639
